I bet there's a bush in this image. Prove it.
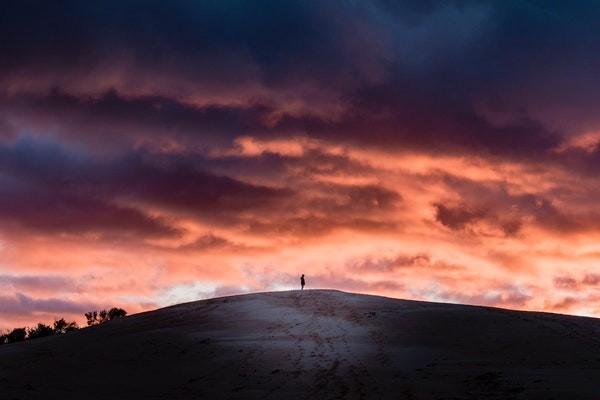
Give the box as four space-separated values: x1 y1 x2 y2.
0 317 80 344
108 307 127 320
85 307 127 326
53 318 79 334
6 328 26 343
27 323 54 339
84 311 99 326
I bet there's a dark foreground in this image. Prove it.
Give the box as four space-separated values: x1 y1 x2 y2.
1 290 599 399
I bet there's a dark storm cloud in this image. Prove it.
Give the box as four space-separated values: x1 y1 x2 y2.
112 155 292 217
553 145 600 177
0 138 292 236
0 186 180 238
0 1 347 81
0 139 180 237
0 138 291 210
0 137 407 239
267 78 561 157
0 90 275 150
0 83 562 159
3 0 600 161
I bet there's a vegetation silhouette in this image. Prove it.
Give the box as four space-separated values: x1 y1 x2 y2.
6 328 26 343
85 307 127 326
0 307 125 345
108 307 127 320
27 323 54 339
53 318 79 334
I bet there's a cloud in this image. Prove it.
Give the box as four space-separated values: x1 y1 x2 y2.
582 274 600 286
0 292 98 317
176 234 259 254
547 297 580 313
0 90 279 151
431 173 600 236
433 203 488 231
0 137 409 245
4 0 600 327
0 186 181 238
437 285 533 308
0 138 294 237
554 276 579 291
0 0 577 160
246 216 397 238
212 285 248 298
348 253 463 273
0 274 76 292
284 272 404 293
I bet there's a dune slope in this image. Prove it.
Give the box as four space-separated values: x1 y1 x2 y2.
1 289 599 399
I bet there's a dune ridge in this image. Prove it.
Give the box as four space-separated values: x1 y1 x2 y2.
1 289 599 399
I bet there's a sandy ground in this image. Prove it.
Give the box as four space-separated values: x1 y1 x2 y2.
1 289 599 399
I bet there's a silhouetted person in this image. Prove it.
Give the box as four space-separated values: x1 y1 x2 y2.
300 274 305 290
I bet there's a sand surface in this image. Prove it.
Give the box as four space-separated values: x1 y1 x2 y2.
1 289 599 399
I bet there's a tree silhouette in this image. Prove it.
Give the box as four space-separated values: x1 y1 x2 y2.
85 311 99 326
108 307 127 320
6 328 26 343
53 318 78 334
0 317 80 344
85 307 128 325
27 323 54 339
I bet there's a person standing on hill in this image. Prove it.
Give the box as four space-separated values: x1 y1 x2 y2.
300 274 305 290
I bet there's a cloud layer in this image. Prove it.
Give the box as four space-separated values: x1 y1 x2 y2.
2 1 600 328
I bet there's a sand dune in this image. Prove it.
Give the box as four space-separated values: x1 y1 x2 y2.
1 289 599 399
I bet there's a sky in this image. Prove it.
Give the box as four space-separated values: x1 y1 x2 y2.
2 0 600 330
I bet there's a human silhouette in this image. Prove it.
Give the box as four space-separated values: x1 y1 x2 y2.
300 274 305 290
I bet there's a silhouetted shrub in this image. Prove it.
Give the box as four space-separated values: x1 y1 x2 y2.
85 307 127 325
0 317 80 344
6 328 26 343
108 307 127 320
85 311 99 326
27 323 54 339
53 318 79 334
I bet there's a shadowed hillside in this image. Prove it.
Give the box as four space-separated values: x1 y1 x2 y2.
1 290 599 399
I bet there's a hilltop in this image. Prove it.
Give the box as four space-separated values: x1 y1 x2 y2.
1 290 599 399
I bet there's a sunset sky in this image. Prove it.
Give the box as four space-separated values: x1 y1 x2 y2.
2 0 600 330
